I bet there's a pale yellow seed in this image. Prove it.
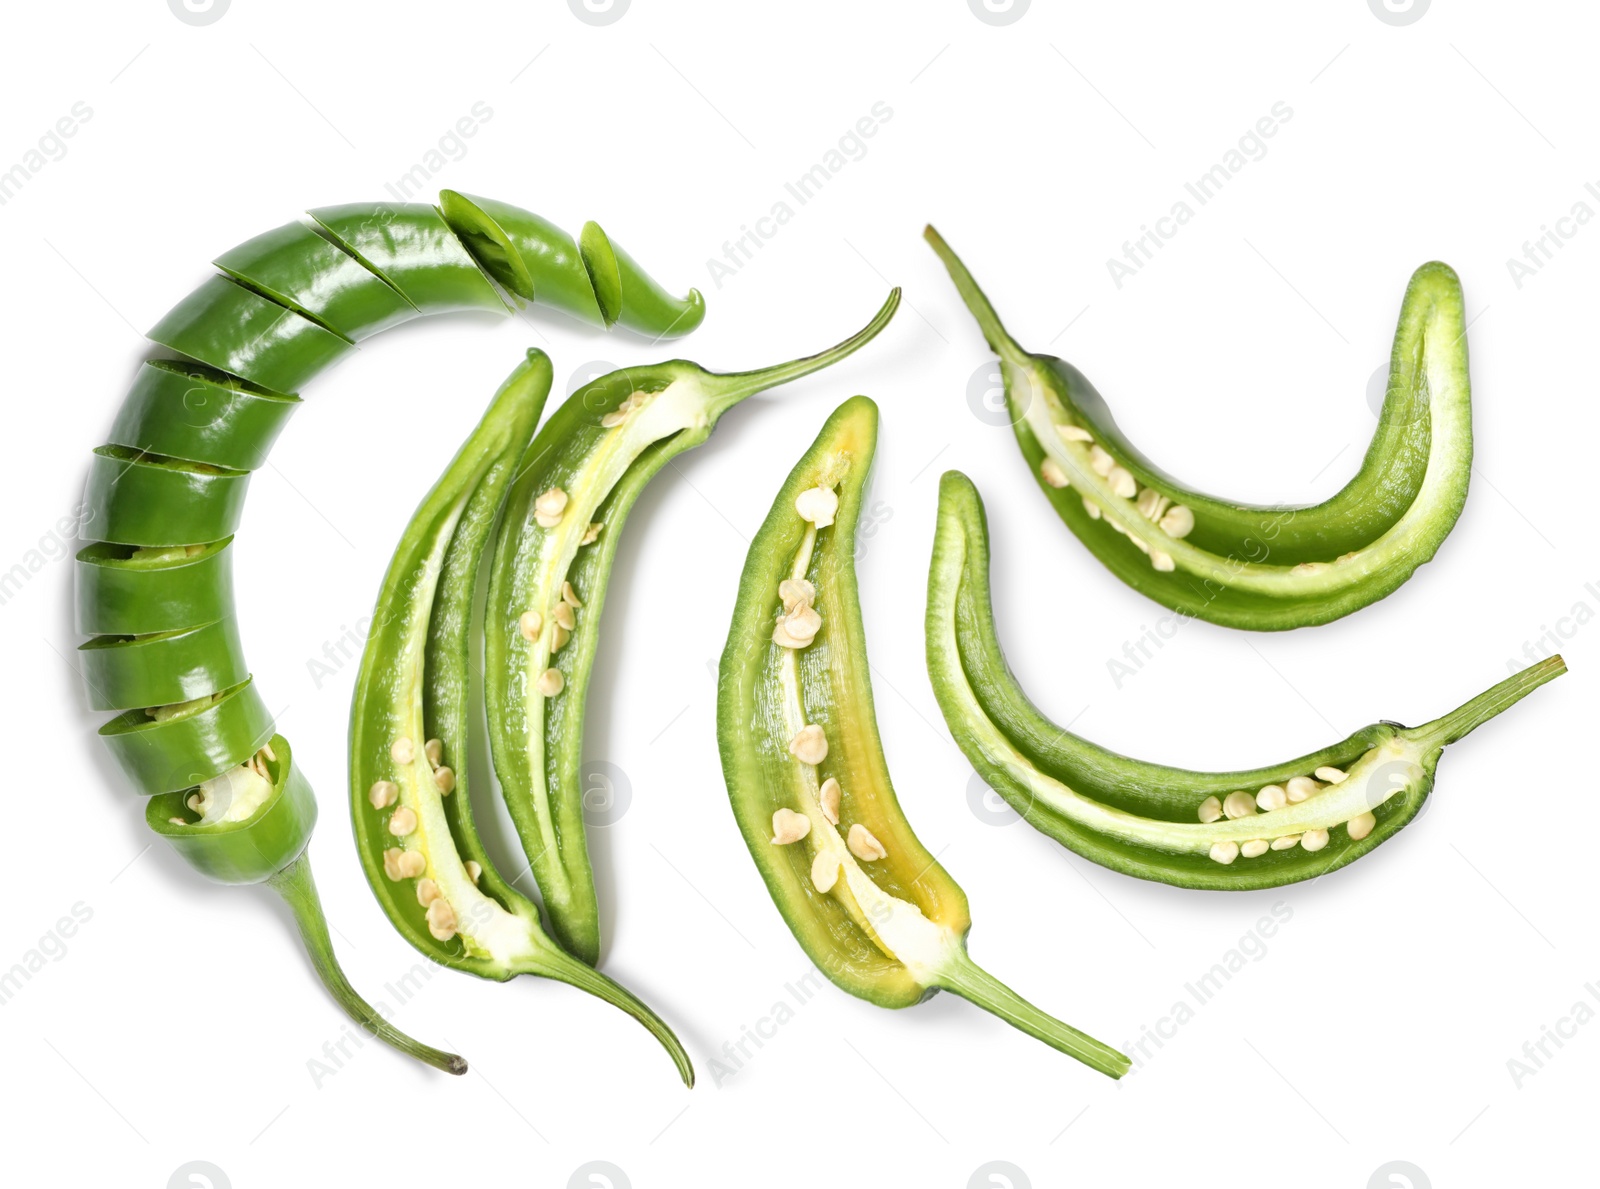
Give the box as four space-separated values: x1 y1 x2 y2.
390 737 415 765
1135 488 1170 521
551 625 571 653
600 410 627 428
1159 505 1195 539
1292 562 1326 576
519 610 543 640
795 486 839 528
1056 423 1093 443
1040 458 1069 489
1222 791 1256 820
434 766 456 795
395 851 425 879
1209 841 1240 865
811 850 840 893
581 522 603 546
260 740 277 762
1256 784 1287 812
819 777 842 825
425 898 458 942
1150 549 1175 572
1300 828 1330 852
770 808 811 845
553 601 576 631
1346 812 1376 841
388 806 418 837
1314 766 1348 784
187 793 202 812
562 581 582 608
1107 465 1137 499
382 848 407 881
1088 445 1116 477
1271 835 1301 850
168 816 187 825
1285 776 1319 803
1082 497 1102 520
772 602 821 649
535 487 568 518
847 823 888 861
778 578 815 611
424 738 443 767
789 724 828 765
1197 795 1223 824
536 668 565 697
368 780 399 810
1240 839 1270 858
465 861 482 883
416 878 441 906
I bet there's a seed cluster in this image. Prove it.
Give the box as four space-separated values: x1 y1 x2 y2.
170 741 278 825
1040 421 1195 573
1195 764 1378 863
599 389 651 429
529 580 584 699
374 734 469 940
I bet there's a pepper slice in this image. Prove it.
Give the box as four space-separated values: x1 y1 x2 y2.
926 470 1567 886
717 397 1128 1078
78 619 247 712
98 677 274 795
308 202 511 317
109 361 299 472
485 291 901 965
349 350 693 1085
82 447 249 548
925 227 1473 630
75 539 234 636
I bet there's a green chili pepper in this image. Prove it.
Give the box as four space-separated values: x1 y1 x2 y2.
485 291 902 965
925 470 1566 885
716 398 1129 1079
924 226 1473 630
348 349 693 1085
79 194 700 1075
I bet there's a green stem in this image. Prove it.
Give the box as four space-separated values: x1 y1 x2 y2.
529 946 696 1088
922 225 1028 366
267 853 467 1076
704 288 901 414
1406 655 1567 750
935 948 1130 1079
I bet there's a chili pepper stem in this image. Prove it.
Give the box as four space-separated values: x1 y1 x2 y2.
1404 655 1567 751
702 288 902 416
922 225 1029 369
527 947 696 1088
934 949 1130 1079
266 852 467 1075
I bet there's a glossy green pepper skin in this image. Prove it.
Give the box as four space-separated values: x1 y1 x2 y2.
717 398 1128 1079
926 471 1567 887
485 292 901 965
347 351 693 1085
79 194 702 1076
925 227 1474 630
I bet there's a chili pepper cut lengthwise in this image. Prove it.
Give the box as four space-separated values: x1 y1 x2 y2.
924 226 1474 630
78 194 700 1076
717 398 1129 1078
350 351 692 1086
926 471 1567 886
486 290 902 965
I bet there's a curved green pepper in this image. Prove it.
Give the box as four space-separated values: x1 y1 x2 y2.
82 447 249 547
80 194 702 1075
925 470 1566 886
925 227 1473 630
485 291 901 964
75 540 234 636
110 361 300 472
78 618 247 711
348 350 692 1085
717 398 1128 1079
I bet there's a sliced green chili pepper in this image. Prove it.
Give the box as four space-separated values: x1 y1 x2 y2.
485 291 901 965
926 470 1566 886
717 398 1129 1078
80 194 699 1075
349 350 692 1085
925 226 1473 630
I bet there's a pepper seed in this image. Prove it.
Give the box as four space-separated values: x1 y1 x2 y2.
553 601 577 632
1040 459 1069 489
1158 506 1195 539
1347 812 1376 841
465 860 482 883
1107 465 1137 499
1240 839 1270 858
1056 424 1093 443
369 780 399 809
1285 776 1319 803
551 625 571 653
779 579 816 611
434 766 456 795
1271 835 1301 850
416 879 441 906
1198 795 1223 823
811 850 840 893
819 777 842 825
1314 766 1348 784
425 898 458 942
519 610 543 640
391 737 415 765
536 668 565 697
562 581 582 608
788 724 828 765
1082 497 1102 520
795 486 839 528
1256 785 1287 812
1209 841 1240 864
581 522 603 546
388 806 418 837
847 823 887 861
1223 790 1257 819
424 738 443 767
382 848 407 881
1088 445 1116 477
1300 828 1330 852
770 808 811 845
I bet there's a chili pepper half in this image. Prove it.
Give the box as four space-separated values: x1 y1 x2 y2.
349 349 691 1084
926 470 1567 886
717 397 1129 1079
924 226 1473 630
485 291 901 965
77 195 702 1075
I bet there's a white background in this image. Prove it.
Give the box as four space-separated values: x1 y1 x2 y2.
2 1 1592 1186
